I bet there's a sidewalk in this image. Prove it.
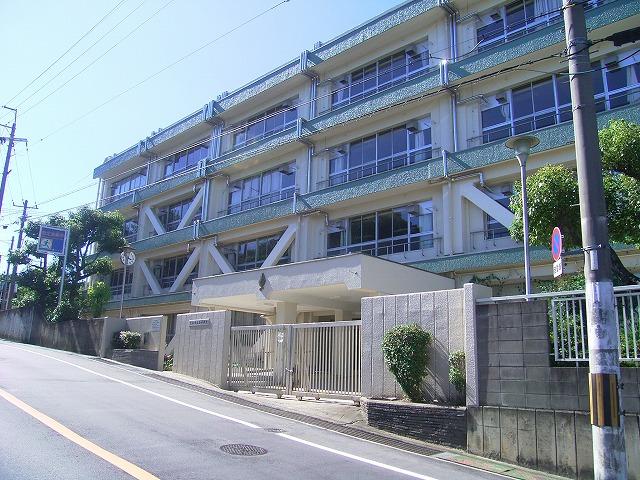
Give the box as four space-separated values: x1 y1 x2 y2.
145 368 568 480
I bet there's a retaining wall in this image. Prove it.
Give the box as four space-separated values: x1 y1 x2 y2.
468 406 640 479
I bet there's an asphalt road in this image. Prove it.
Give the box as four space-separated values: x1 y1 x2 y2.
0 340 504 480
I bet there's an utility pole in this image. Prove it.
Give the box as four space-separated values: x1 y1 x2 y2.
2 236 14 310
562 1 627 478
0 107 28 216
6 200 37 308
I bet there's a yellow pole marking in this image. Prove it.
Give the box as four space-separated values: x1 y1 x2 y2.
0 387 159 480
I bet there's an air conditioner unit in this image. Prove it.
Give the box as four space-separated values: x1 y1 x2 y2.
406 121 420 133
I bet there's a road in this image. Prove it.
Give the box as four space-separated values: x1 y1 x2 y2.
0 340 503 480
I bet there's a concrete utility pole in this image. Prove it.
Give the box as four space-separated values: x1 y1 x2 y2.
2 236 14 310
562 1 627 477
0 107 28 217
7 200 37 308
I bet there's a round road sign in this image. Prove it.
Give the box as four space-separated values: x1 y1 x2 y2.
551 227 562 262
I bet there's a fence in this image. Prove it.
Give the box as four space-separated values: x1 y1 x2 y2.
228 320 361 399
551 285 640 362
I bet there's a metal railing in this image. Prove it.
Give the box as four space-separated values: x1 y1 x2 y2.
550 286 640 362
228 320 361 398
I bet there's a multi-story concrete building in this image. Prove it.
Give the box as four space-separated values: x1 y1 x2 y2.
94 0 640 330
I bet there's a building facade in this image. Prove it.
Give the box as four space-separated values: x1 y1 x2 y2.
94 0 640 326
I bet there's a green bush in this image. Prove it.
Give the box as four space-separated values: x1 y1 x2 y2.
117 331 142 349
449 351 466 403
381 324 431 402
163 354 173 371
85 281 111 318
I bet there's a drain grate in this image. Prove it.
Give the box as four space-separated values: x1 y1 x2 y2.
220 444 267 456
263 427 286 433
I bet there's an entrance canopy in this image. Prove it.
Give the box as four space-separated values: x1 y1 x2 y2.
191 253 454 317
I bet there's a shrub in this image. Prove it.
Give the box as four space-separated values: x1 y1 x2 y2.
117 331 142 349
163 354 173 371
449 351 466 403
381 324 431 402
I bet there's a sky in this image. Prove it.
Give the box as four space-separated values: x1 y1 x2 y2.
0 0 401 268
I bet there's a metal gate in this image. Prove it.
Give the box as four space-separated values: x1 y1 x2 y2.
228 320 361 399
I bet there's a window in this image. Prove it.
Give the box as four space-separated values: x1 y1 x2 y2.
326 120 432 188
327 201 434 257
226 232 291 271
164 143 209 177
157 197 201 232
123 218 138 243
156 254 198 289
331 42 430 108
485 186 513 239
110 269 133 297
476 0 561 52
227 163 295 215
232 103 298 149
477 51 640 145
109 169 147 201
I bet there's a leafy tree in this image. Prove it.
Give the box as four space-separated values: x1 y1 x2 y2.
9 207 125 321
509 120 640 286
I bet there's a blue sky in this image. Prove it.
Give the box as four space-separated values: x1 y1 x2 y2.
0 0 400 263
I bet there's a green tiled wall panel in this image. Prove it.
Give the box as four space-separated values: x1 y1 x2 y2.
105 291 191 310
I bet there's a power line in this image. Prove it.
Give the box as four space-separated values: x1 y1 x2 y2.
15 0 152 116
1 0 128 108
34 0 291 143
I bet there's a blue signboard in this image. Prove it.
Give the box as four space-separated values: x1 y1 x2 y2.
37 225 68 256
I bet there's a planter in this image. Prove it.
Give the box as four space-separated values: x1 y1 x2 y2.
362 398 466 448
111 349 159 370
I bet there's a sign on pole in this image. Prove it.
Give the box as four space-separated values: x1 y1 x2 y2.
551 227 563 278
37 225 68 256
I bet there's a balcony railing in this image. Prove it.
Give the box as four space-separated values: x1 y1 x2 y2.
470 230 520 252
316 146 438 191
327 235 442 259
219 188 295 217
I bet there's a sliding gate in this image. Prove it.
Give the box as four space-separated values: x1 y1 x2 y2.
228 321 361 399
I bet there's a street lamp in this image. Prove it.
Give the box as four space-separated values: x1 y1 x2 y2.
119 245 136 319
505 134 539 297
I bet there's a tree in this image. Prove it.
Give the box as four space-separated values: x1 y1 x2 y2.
509 120 640 285
10 207 125 320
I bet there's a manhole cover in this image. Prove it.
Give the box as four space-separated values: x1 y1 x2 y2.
263 428 286 433
220 444 268 456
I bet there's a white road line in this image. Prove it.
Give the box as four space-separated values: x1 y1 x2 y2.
277 433 441 480
2 343 260 429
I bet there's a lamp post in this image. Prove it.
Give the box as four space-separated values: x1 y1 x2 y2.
505 134 539 297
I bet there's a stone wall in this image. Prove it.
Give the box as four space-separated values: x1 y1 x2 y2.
476 300 640 413
0 307 34 342
363 399 466 448
172 311 231 387
111 349 159 370
468 406 640 479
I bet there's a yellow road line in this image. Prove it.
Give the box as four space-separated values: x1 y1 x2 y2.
0 387 159 480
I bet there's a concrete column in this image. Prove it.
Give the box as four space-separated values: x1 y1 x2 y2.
334 310 352 322
275 302 297 324
442 183 453 256
463 283 493 407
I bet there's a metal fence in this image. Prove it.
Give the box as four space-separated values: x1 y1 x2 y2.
228 320 361 399
551 285 640 362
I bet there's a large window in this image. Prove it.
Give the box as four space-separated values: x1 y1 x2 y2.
123 218 138 243
164 143 209 178
326 120 432 189
110 268 133 297
476 0 561 52
226 233 291 271
157 197 201 232
227 163 295 215
485 186 513 239
156 254 198 289
109 169 146 201
232 103 298 149
327 201 434 257
479 52 640 144
331 42 430 108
